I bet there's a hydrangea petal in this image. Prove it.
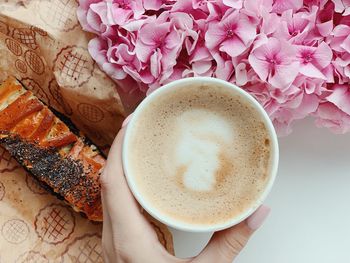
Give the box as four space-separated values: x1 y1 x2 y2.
326 85 350 115
299 63 327 79
219 37 247 57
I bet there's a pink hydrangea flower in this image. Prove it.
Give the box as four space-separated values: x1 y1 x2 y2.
274 8 316 44
134 18 183 82
248 37 299 89
295 42 333 79
77 0 144 32
205 9 256 57
78 0 350 135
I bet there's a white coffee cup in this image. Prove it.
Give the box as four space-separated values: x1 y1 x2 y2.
122 77 279 232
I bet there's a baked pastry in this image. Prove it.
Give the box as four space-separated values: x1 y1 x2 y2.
0 76 104 221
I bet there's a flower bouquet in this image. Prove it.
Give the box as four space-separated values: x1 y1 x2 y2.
77 0 350 136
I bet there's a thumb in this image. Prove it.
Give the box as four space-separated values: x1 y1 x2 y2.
100 126 144 232
193 205 271 263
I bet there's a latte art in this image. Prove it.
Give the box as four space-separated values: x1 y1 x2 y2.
126 84 272 226
173 109 233 191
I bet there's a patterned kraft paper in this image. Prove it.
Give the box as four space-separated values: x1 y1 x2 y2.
0 1 174 262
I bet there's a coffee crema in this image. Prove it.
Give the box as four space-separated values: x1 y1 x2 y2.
127 84 271 226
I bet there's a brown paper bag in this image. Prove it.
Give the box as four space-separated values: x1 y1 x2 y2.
0 1 173 261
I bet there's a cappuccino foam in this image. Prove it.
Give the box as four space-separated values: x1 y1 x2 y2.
127 84 271 226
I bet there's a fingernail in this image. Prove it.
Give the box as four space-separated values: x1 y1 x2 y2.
122 114 133 128
247 205 271 230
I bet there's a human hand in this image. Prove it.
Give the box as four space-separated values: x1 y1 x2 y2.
100 123 271 263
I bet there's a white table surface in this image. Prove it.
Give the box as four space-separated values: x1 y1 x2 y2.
170 118 350 263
